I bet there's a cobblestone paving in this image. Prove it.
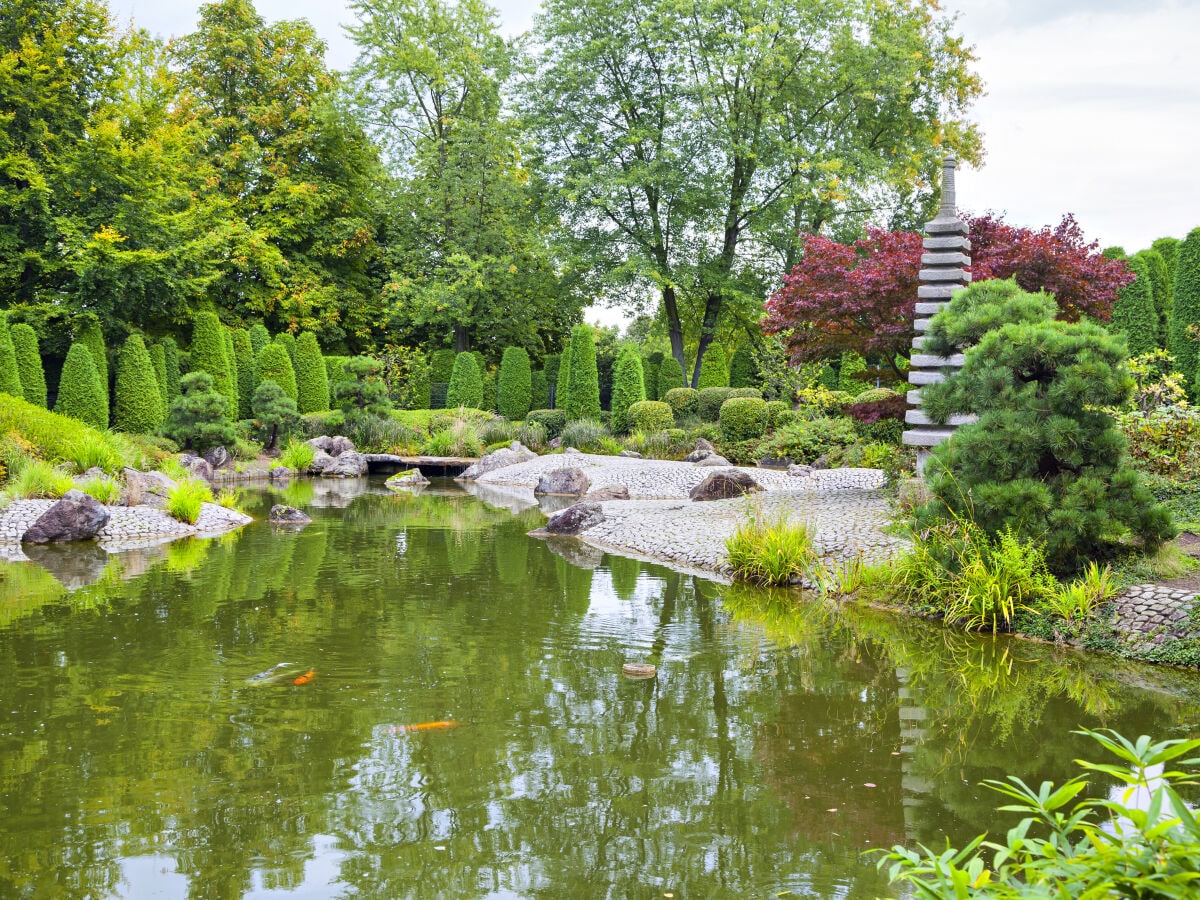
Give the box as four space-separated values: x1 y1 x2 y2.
1112 583 1200 650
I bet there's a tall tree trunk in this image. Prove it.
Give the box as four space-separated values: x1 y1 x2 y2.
662 284 686 373
454 326 469 353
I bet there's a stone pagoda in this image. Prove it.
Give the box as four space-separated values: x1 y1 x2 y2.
902 154 976 470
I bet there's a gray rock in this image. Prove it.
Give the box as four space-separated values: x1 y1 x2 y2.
787 464 813 477
307 436 333 452
458 442 537 480
121 468 178 507
269 505 312 525
327 435 355 457
618 450 643 459
685 438 717 463
269 466 295 480
693 454 731 467
203 445 231 470
586 485 630 501
811 454 831 470
185 457 214 482
386 469 429 490
321 451 368 478
548 437 563 449
759 456 793 469
688 469 763 502
545 501 605 535
22 490 111 544
534 466 590 496
308 449 335 474
79 467 106 481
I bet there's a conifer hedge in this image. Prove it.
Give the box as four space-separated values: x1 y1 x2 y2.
256 342 297 402
1170 229 1200 395
232 329 256 418
149 342 168 416
248 322 271 358
190 312 235 414
294 331 329 414
497 346 532 420
446 351 483 409
564 325 601 421
696 345 728 388
75 316 108 421
642 351 663 400
162 336 182 403
275 332 298 368
324 356 349 403
656 356 685 395
608 344 646 433
222 328 240 420
531 369 549 411
114 334 164 434
1133 248 1171 346
729 347 756 388
55 342 108 429
0 311 24 398
11 323 45 407
430 349 457 384
1110 255 1158 356
554 346 572 411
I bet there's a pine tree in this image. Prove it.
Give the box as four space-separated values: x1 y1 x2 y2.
729 347 756 388
256 342 298 402
75 315 108 423
54 343 107 429
248 322 271 358
293 332 329 414
657 356 686 395
1110 255 1158 356
608 344 646 433
222 328 240 420
0 311 23 398
190 312 235 413
161 336 182 403
1133 248 1171 347
114 334 165 434
1169 228 1200 392
165 372 236 455
10 323 45 407
564 324 601 421
333 357 391 422
554 345 572 411
446 352 483 409
251 379 300 450
696 345 729 388
497 346 532 420
231 329 256 418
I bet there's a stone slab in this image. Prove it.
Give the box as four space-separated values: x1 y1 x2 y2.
902 428 957 447
919 268 972 283
921 252 970 266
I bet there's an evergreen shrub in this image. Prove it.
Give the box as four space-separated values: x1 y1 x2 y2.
274 332 297 367
1110 255 1158 357
608 345 646 433
251 379 300 450
256 342 297 402
663 387 699 419
332 357 391 422
190 312 234 412
164 372 236 455
526 409 567 439
149 342 167 414
729 347 756 389
162 336 181 402
497 346 532 420
294 332 329 414
726 387 762 400
838 351 868 394
627 400 674 433
765 400 792 430
54 342 108 429
113 334 164 434
756 417 858 463
0 311 22 398
696 345 729 388
430 349 457 384
324 356 348 398
446 352 484 409
719 397 768 442
222 328 239 419
248 322 271 357
232 329 256 418
697 386 734 421
1168 228 1200 392
75 315 108 421
554 346 571 410
10 322 45 406
1134 247 1171 345
643 351 663 400
564 325 601 421
530 369 549 410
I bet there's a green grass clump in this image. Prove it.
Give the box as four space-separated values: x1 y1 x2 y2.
166 479 213 525
63 430 125 475
278 440 316 472
560 418 609 452
214 489 245 512
8 459 74 499
725 511 818 586
80 476 122 505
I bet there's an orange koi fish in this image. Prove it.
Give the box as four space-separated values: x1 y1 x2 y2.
292 669 315 686
386 720 458 735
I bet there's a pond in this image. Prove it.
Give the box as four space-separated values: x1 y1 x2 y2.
2 479 1199 898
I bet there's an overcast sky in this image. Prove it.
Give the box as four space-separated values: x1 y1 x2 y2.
111 0 1200 324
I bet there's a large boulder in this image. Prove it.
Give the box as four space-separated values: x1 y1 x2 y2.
308 449 335 474
203 445 231 470
307 436 333 452
321 451 368 478
269 505 312 525
545 501 605 535
534 466 590 496
457 442 537 480
269 465 294 481
121 467 178 507
327 435 355 457
386 469 429 490
585 484 630 501
22 490 111 544
688 469 763 502
693 454 732 467
684 438 717 463
182 456 214 482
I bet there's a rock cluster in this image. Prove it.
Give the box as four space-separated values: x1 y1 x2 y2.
306 435 368 477
458 442 537 480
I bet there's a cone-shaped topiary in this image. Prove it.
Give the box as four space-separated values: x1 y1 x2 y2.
248 322 271 358
642 351 663 400
251 378 300 450
1133 248 1171 347
75 315 108 423
164 371 235 455
531 369 549 411
918 278 1174 572
161 335 181 403
1109 255 1158 356
729 347 756 388
293 331 329 414
231 329 256 418
190 312 234 413
657 356 685 396
222 328 239 419
149 342 168 418
11 323 45 407
696 345 728 388
1169 229 1200 395
54 342 107 429
554 345 572 410
497 346 532 420
274 332 298 368
114 334 164 434
0 311 22 398
608 344 646 433
430 348 456 384
256 341 297 402
564 324 601 421
446 351 483 409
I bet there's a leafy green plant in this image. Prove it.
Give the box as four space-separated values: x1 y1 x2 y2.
1040 562 1118 622
478 418 517 446
560 418 609 452
719 396 768 442
627 400 674 433
80 476 121 505
526 409 567 439
166 479 213 525
63 431 124 475
662 387 699 419
514 421 548 452
624 429 691 461
725 508 818 586
278 440 316 472
879 729 1200 898
755 416 858 463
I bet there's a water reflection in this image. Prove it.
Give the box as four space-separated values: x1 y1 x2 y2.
0 480 1197 898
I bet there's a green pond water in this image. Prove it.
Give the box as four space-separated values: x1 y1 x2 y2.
2 478 1199 899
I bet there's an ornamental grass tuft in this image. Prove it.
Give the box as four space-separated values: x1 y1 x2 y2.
725 509 818 586
167 479 212 525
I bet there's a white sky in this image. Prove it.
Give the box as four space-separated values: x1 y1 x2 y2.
112 0 1200 328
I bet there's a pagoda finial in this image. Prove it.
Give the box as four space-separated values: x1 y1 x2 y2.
938 154 957 218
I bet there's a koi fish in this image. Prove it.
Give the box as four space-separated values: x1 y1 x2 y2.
292 669 315 686
246 662 310 686
385 720 458 735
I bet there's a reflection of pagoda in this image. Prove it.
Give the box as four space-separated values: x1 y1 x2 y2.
896 666 930 842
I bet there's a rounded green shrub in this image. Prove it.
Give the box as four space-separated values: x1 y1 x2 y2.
854 387 899 404
719 397 768 443
161 336 181 403
497 346 532 420
526 408 566 439
729 346 756 389
0 311 23 399
765 400 793 429
446 352 483 409
564 325 602 421
190 312 235 413
75 315 108 421
657 356 686 395
11 322 45 407
294 331 329 414
663 387 699 419
114 334 165 434
54 343 108 429
248 322 271 358
256 341 297 402
696 345 729 388
697 386 734 421
628 400 674 433
608 344 646 433
232 328 256 418
726 387 762 400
